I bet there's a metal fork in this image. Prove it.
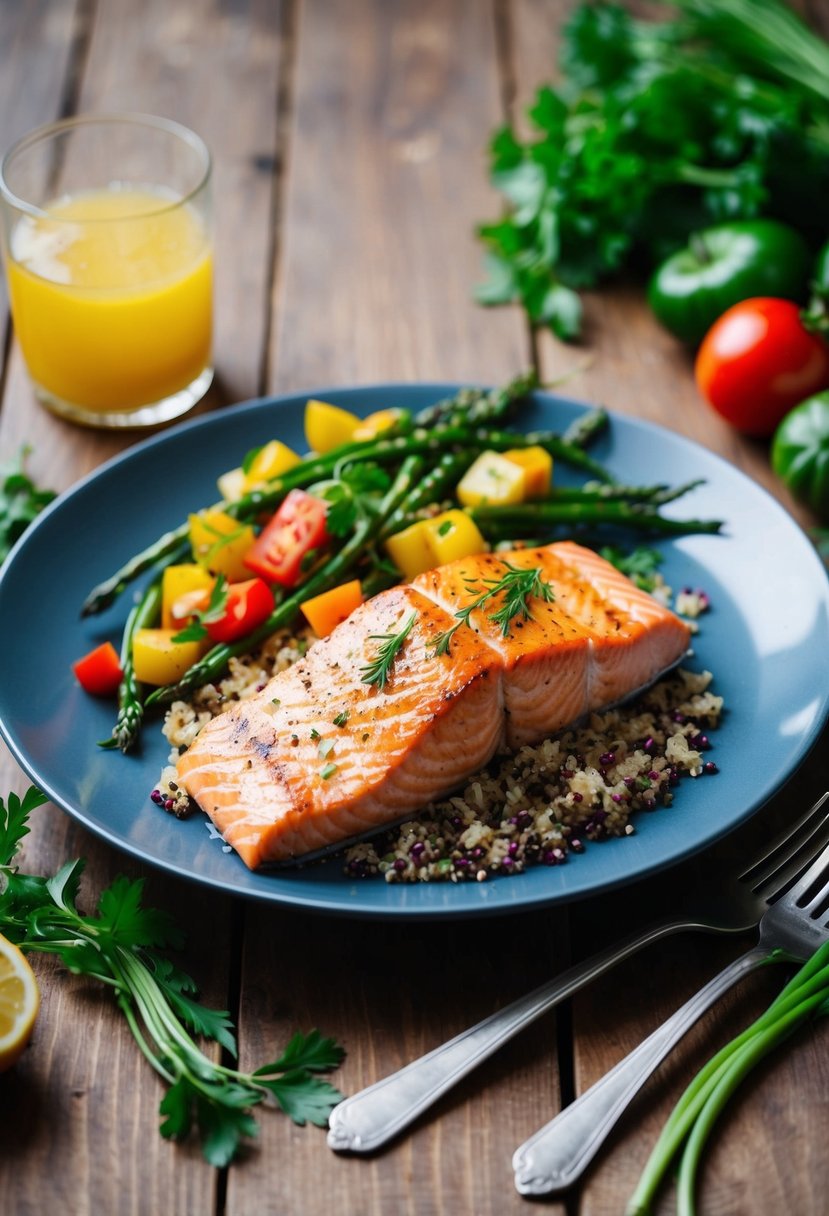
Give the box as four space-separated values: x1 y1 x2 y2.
327 792 829 1154
512 795 829 1196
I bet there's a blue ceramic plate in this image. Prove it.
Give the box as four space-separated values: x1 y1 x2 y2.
1 385 827 919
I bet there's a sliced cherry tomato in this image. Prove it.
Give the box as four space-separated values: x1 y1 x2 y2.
695 297 829 437
204 578 275 644
72 641 123 696
243 489 331 586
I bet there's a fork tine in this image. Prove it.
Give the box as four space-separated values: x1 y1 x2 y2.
779 832 829 909
741 791 829 895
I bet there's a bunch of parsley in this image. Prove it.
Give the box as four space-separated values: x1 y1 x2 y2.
0 788 344 1166
477 0 829 339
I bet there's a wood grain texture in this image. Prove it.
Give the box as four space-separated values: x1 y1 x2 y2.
0 1 827 1214
232 3 564 1214
230 910 567 1216
268 0 529 392
0 0 80 328
506 3 829 1214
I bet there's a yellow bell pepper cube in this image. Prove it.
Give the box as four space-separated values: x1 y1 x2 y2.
244 439 301 488
304 399 361 454
161 564 215 629
423 510 487 566
502 446 553 498
216 466 248 503
352 408 403 442
456 451 527 507
300 579 364 637
383 519 434 580
188 510 256 581
132 629 209 686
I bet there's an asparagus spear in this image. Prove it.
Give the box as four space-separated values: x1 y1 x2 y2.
145 455 425 707
470 501 723 537
99 577 164 753
412 369 539 428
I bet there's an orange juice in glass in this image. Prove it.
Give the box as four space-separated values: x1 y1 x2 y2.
0 114 213 428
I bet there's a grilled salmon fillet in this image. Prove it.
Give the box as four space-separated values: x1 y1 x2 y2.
177 542 690 868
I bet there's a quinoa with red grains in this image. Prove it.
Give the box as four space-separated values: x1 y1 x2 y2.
153 579 722 881
343 665 723 882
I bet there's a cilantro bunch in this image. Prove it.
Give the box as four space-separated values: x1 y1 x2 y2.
477 0 829 339
0 789 344 1166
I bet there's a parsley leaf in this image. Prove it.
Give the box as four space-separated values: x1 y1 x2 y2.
0 787 47 867
476 0 829 338
256 1070 345 1127
600 545 664 591
0 786 345 1165
0 448 56 564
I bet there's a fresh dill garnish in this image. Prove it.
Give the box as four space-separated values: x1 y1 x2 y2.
0 787 344 1166
333 709 349 727
360 611 418 691
431 562 554 655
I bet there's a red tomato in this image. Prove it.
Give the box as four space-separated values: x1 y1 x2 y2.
205 578 275 643
243 489 330 586
72 641 123 696
695 298 829 437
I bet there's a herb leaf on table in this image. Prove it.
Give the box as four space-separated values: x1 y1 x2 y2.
0 787 345 1166
477 0 829 339
0 447 56 564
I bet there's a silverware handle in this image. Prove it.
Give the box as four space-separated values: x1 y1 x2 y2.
512 943 768 1195
327 916 699 1153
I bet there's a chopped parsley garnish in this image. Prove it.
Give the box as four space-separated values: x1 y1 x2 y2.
431 562 554 655
360 611 417 691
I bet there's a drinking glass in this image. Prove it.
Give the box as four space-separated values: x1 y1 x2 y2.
0 113 213 428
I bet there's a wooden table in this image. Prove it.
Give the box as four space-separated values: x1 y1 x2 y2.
1 3 827 1213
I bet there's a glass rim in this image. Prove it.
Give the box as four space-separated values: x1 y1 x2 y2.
0 112 212 221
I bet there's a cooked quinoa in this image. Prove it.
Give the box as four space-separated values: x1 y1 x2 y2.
154 588 722 882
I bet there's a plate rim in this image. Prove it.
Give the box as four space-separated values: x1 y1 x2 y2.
1 381 828 919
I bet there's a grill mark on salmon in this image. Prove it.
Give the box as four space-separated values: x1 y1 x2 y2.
177 543 691 868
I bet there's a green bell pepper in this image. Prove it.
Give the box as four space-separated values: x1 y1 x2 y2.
648 219 811 345
771 393 829 523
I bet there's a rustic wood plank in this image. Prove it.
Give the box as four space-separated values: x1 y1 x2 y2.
0 0 287 495
0 0 81 337
506 4 829 1214
267 0 529 392
0 1 285 1211
568 743 829 1216
231 2 559 1214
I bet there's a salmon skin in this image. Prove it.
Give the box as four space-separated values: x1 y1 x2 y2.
177 542 691 869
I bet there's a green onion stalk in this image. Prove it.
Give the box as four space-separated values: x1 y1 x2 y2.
627 939 829 1216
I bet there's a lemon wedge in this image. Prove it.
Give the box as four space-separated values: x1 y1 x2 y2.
0 933 40 1071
